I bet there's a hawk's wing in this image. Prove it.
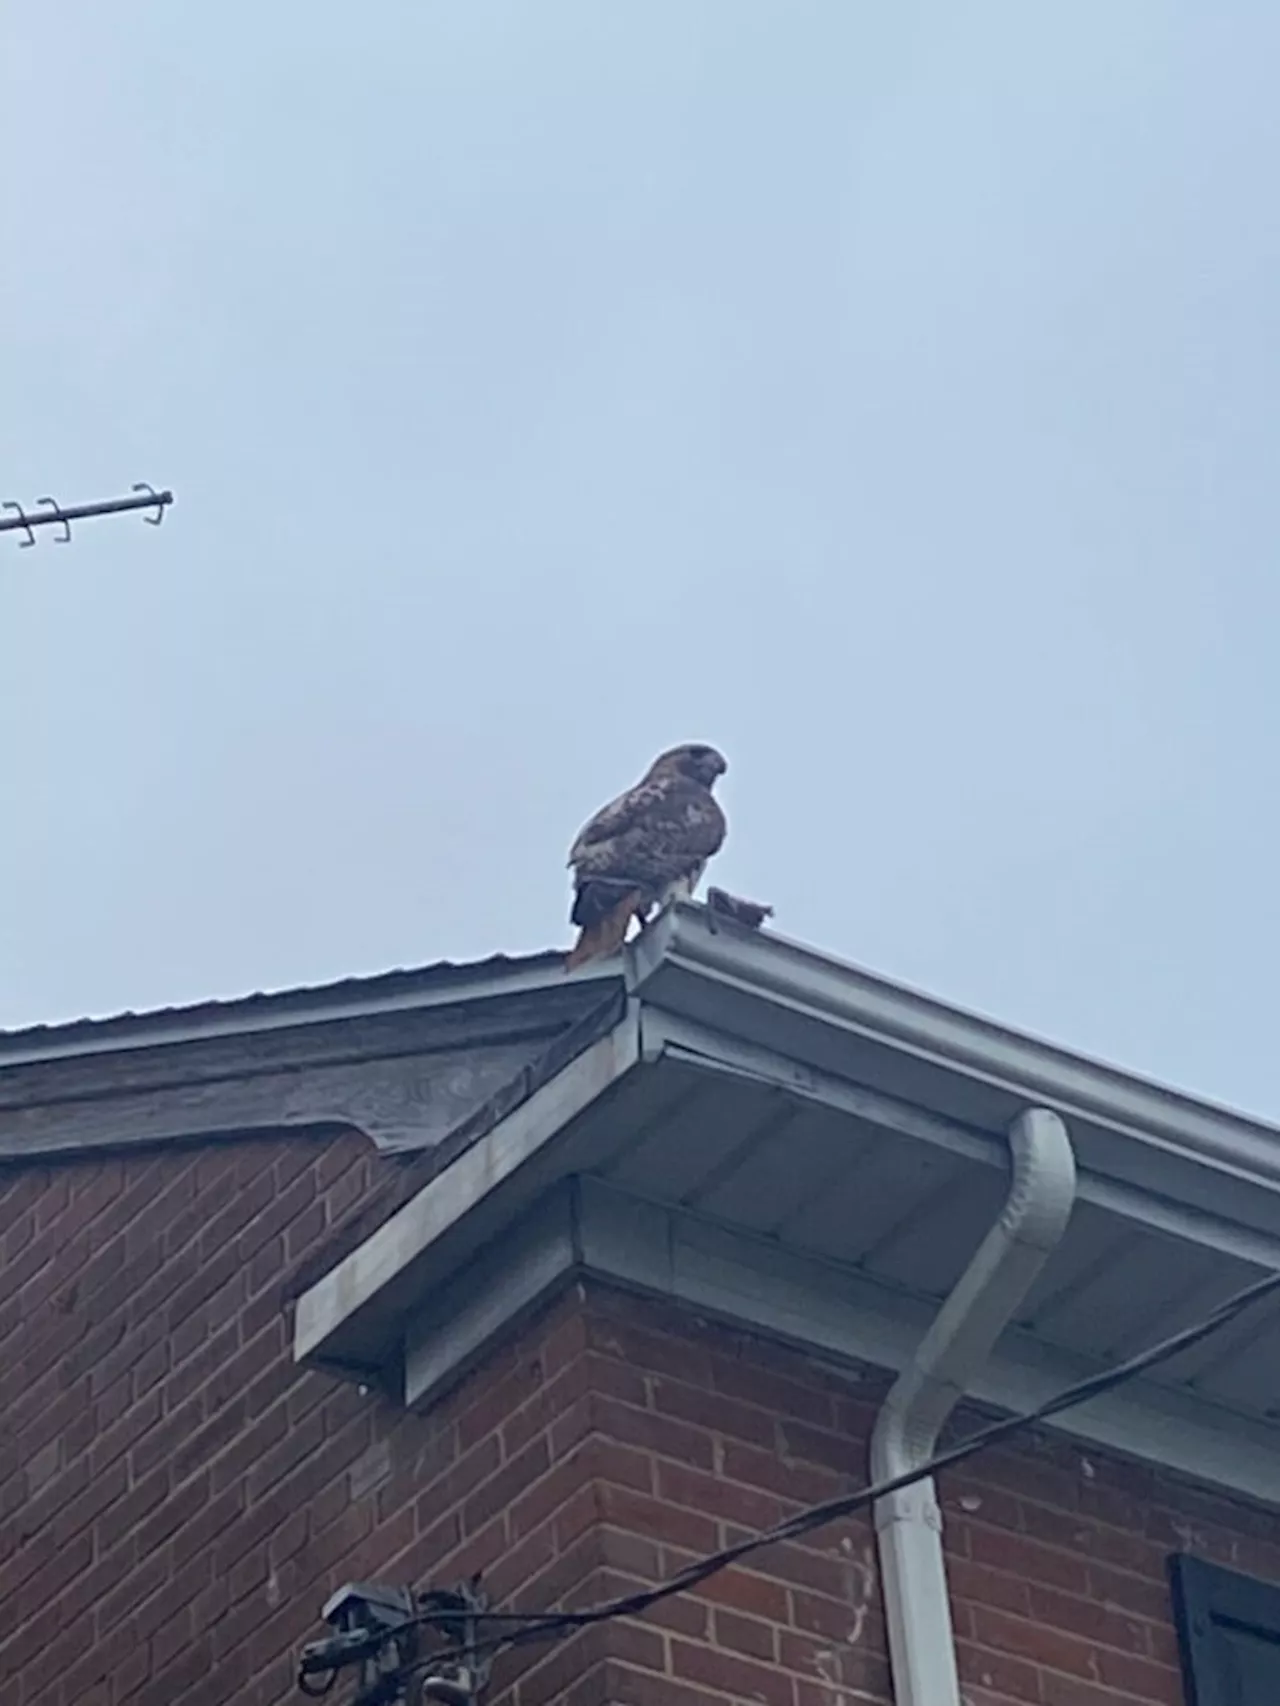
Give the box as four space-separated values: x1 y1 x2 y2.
570 776 726 890
567 777 672 867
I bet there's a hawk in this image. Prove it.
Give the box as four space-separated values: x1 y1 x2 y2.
565 743 728 970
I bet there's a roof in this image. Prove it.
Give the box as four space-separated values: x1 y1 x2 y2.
0 951 569 1058
289 902 1280 1510
9 905 1280 1506
0 949 622 1161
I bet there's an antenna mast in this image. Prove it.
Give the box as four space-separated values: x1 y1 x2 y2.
1 483 174 547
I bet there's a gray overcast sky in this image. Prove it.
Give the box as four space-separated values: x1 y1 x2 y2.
3 4 1279 1117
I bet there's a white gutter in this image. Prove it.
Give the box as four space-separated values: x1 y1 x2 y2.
633 902 1280 1190
869 1107 1076 1706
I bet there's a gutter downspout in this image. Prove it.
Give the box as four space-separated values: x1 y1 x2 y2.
870 1107 1076 1706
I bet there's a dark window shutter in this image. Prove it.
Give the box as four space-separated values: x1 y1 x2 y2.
1170 1554 1280 1706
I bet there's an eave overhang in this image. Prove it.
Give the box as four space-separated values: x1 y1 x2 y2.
293 905 1280 1505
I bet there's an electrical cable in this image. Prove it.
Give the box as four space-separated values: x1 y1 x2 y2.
399 1262 1280 1680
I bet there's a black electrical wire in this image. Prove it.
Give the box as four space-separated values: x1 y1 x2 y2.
398 1262 1280 1680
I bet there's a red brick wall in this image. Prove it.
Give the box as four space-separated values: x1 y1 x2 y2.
564 1292 1280 1706
3 1138 1279 1706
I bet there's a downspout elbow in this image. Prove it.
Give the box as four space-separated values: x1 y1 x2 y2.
870 1107 1076 1706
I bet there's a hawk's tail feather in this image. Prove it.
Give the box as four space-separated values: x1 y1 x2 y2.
566 881 645 971
570 876 644 931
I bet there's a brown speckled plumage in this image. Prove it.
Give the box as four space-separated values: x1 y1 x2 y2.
566 744 728 969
